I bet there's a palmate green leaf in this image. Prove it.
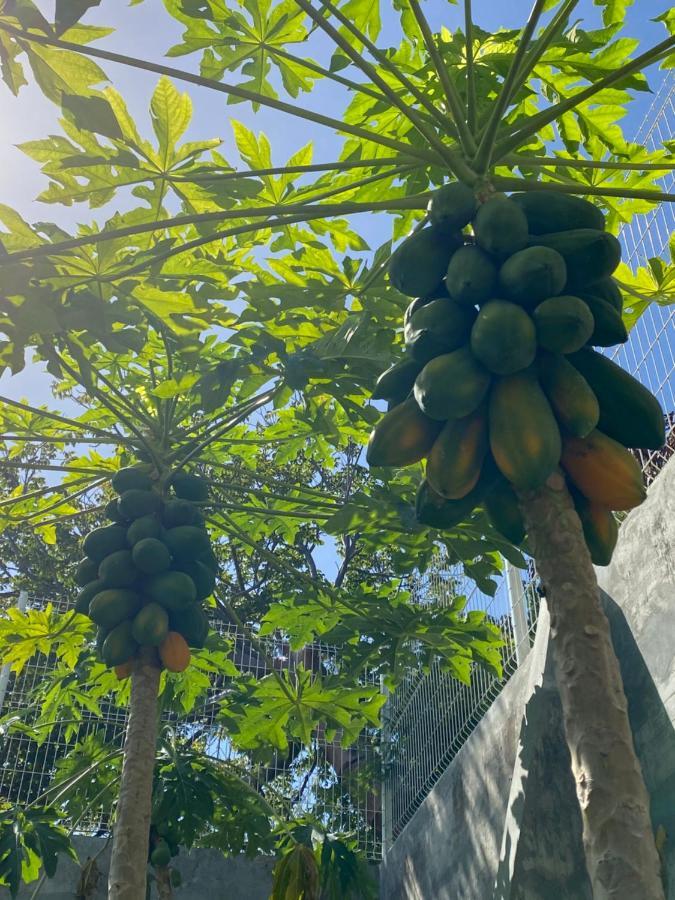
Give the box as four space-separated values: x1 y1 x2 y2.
0 606 91 675
0 807 76 896
0 30 26 94
595 0 634 27
166 0 313 103
616 257 675 331
22 41 107 103
220 666 385 752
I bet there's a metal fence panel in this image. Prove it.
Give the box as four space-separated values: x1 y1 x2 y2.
0 595 382 859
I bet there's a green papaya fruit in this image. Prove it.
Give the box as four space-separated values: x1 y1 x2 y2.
102 621 137 667
367 396 443 467
581 295 628 346
74 579 106 616
170 471 209 502
470 300 536 375
473 196 528 259
572 489 619 567
127 515 162 546
372 358 423 401
75 557 99 587
426 407 488 499
403 296 434 328
132 538 171 575
82 525 128 563
98 549 138 588
413 347 490 420
118 489 162 520
445 245 498 307
498 247 567 309
428 182 477 232
415 456 500 529
404 298 477 363
111 466 152 494
484 478 526 544
131 603 169 647
162 499 204 529
489 372 562 490
532 295 594 354
537 352 599 438
528 229 621 290
89 589 142 629
389 226 463 297
569 349 665 449
510 191 605 234
578 277 622 313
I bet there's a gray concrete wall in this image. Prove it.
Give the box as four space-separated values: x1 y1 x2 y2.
0 836 276 900
381 456 675 900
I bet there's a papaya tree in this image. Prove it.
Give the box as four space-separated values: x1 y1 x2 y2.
0 0 674 897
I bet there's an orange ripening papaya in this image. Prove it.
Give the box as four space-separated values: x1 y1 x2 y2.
115 660 134 681
425 407 488 499
366 396 443 468
159 631 191 673
561 430 646 510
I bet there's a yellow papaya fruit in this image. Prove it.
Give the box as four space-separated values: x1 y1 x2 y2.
425 407 488 499
561 430 646 510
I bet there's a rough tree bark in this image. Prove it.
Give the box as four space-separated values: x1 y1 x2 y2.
518 471 665 900
108 649 161 900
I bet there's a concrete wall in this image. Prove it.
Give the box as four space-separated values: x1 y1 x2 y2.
0 837 276 900
381 457 675 899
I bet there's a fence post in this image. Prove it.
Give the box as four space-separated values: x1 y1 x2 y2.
505 561 530 667
0 590 28 713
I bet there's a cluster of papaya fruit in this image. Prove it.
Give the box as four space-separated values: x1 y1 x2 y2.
74 466 216 675
368 184 665 565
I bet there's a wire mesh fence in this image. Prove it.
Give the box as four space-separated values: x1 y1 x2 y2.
0 595 383 859
382 70 675 848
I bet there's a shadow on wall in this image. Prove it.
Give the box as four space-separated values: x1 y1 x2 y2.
384 599 675 899
602 592 675 899
389 658 532 900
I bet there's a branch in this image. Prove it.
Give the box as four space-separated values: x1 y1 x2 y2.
512 0 580 89
493 34 675 162
406 0 478 157
492 175 675 203
265 43 390 104
4 477 108 524
173 386 281 471
0 23 441 165
0 395 119 439
0 459 110 475
473 0 548 173
0 433 127 445
315 0 454 135
1 195 431 264
464 0 476 134
50 347 158 459
293 0 459 170
503 153 675 172
0 474 98 511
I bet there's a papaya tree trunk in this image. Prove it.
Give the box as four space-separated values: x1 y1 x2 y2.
108 649 161 900
518 471 664 900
